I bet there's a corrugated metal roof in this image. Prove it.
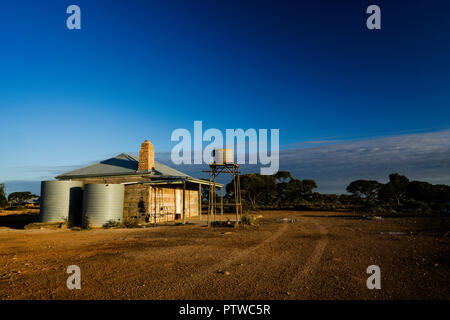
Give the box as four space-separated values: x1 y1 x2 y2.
56 153 191 179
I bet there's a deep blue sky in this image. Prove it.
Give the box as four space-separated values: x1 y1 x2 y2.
1 0 449 185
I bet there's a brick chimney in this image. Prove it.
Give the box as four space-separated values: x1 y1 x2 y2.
138 140 155 171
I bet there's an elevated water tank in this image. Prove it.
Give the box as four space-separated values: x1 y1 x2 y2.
213 148 233 164
82 184 124 227
40 181 84 223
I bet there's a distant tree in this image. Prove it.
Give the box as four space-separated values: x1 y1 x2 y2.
379 175 449 212
276 177 317 207
346 180 381 203
275 182 289 208
432 184 450 205
0 183 7 208
406 181 434 204
302 179 318 197
378 183 395 204
274 171 291 183
338 194 354 205
201 185 210 202
225 179 235 199
260 175 277 206
388 173 410 207
271 171 292 208
220 171 448 213
7 191 35 205
226 171 318 209
284 178 304 206
311 192 323 202
312 193 338 204
323 194 339 203
226 174 273 209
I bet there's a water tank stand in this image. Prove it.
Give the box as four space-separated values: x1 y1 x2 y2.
205 163 242 227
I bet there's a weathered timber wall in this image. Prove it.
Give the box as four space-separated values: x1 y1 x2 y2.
60 177 200 224
146 186 199 223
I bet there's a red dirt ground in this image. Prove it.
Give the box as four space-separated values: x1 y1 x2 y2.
0 211 449 299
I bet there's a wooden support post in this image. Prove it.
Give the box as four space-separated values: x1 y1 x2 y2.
213 174 216 224
208 169 211 227
220 186 223 216
233 166 238 226
198 183 202 220
154 187 157 225
182 181 186 225
237 170 242 220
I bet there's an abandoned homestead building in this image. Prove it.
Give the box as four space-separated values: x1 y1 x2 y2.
40 140 222 227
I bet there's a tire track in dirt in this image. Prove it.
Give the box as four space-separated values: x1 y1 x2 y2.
163 217 329 299
286 218 328 297
218 217 329 299
165 222 290 299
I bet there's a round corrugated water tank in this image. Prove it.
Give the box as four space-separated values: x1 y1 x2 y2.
40 181 84 223
82 184 124 227
213 148 233 164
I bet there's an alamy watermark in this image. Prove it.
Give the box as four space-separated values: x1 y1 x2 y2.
66 5 81 30
66 265 81 290
171 121 279 175
65 4 380 31
366 5 381 30
366 265 381 289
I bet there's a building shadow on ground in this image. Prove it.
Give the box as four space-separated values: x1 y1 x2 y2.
0 213 39 229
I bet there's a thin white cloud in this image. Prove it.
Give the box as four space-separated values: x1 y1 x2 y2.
3 130 449 195
164 129 450 193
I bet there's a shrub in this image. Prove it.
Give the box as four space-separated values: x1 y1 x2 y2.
387 208 398 215
367 205 390 214
82 216 91 230
405 199 432 215
211 219 233 227
103 220 121 229
241 214 257 226
7 205 27 211
122 217 140 228
0 199 7 209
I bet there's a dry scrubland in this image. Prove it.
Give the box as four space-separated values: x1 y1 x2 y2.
0 211 449 300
